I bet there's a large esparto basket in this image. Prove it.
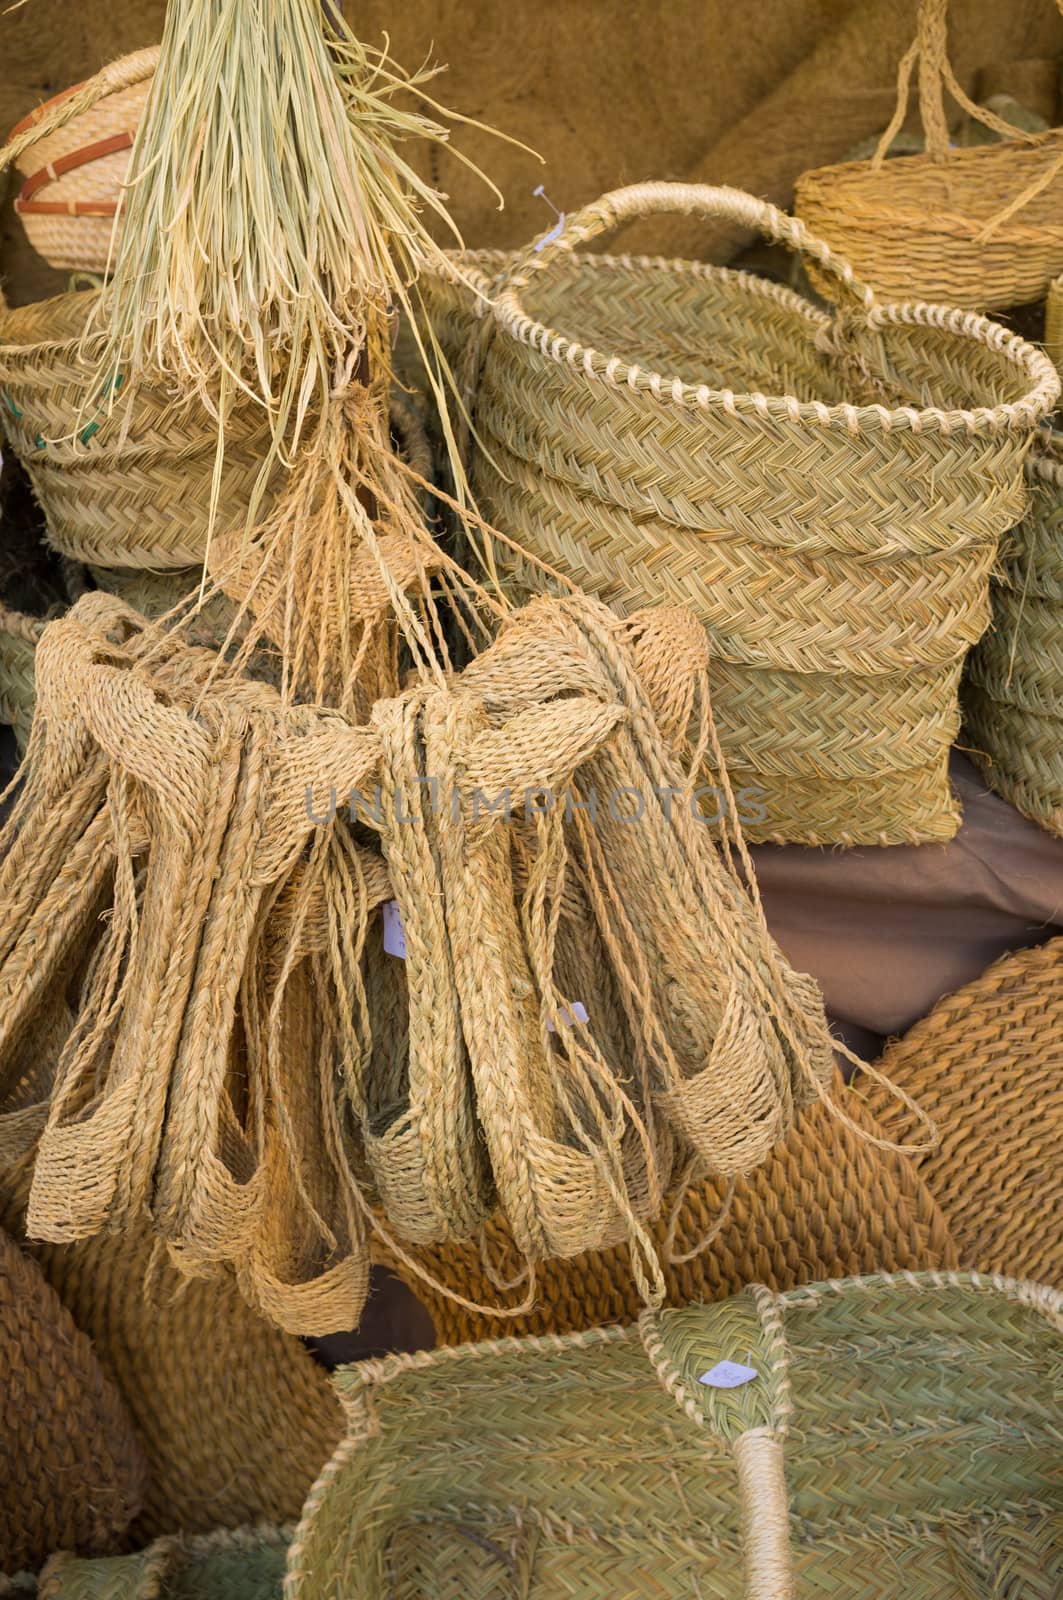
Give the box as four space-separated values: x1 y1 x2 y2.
0 1225 145 1573
963 430 1063 833
288 1272 1063 1600
379 1073 957 1346
430 182 1058 845
0 288 277 570
860 937 1063 1289
12 1525 289 1600
793 0 1063 311
5 49 158 275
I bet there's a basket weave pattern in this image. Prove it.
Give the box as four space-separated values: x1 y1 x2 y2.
288 1272 1063 1600
0 1226 145 1573
0 289 277 570
429 185 1057 843
964 434 1063 833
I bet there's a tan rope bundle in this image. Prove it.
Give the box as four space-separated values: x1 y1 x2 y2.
4 47 158 276
425 183 1057 845
963 429 1063 833
0 605 44 754
287 1272 1063 1600
794 0 1063 311
0 578 853 1332
0 1224 145 1573
1046 274 1063 373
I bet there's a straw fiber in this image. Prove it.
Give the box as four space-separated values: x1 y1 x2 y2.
428 182 1057 844
860 937 1063 1289
288 1272 1063 1600
964 430 1063 833
14 1525 289 1600
1046 273 1063 373
380 1073 958 1345
794 0 1063 312
6 50 157 276
0 1225 145 1573
0 605 42 753
0 288 278 569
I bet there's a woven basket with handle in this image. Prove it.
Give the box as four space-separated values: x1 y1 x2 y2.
0 287 278 569
5 48 157 275
288 1271 1063 1600
963 428 1063 833
793 0 1063 312
428 181 1058 844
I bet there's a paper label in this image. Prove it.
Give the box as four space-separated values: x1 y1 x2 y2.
546 1001 589 1032
382 900 407 960
699 1360 758 1390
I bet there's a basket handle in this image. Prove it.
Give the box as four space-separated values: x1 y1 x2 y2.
500 181 876 309
0 45 158 181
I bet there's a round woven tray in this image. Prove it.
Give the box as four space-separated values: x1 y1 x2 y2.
0 288 278 570
379 1073 958 1346
0 1224 145 1573
0 1165 342 1541
860 937 1063 1289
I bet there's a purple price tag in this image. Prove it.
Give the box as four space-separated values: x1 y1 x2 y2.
546 1001 589 1033
699 1360 758 1390
382 900 407 960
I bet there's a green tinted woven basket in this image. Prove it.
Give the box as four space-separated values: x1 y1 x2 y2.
964 429 1063 833
424 182 1058 845
5 1525 289 1599
288 1271 1063 1600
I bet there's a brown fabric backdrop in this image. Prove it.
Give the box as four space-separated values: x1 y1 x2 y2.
3 0 1062 304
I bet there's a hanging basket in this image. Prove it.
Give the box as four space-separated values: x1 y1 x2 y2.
793 0 1063 311
5 48 158 276
427 181 1057 845
0 287 279 570
287 1271 1063 1600
963 429 1063 833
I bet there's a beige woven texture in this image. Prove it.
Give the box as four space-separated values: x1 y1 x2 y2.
379 1071 958 1345
288 1272 1063 1600
0 585 844 1333
964 429 1063 833
0 288 279 569
5 49 157 275
427 181 1057 844
18 1524 289 1600
0 1224 145 1573
794 0 1063 311
0 605 43 753
860 937 1063 1289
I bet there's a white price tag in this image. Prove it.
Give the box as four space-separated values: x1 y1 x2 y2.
546 1001 589 1032
699 1360 758 1390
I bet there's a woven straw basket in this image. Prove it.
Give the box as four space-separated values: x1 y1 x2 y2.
793 0 1063 312
0 1225 145 1573
5 48 158 275
0 606 42 753
289 1271 1063 1600
6 1525 289 1600
861 937 1063 1290
963 429 1063 833
0 288 277 569
429 182 1058 844
380 1073 958 1346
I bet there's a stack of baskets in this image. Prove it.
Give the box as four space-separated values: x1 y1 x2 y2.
426 181 1058 844
964 430 1063 834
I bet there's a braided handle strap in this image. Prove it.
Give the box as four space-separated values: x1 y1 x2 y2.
500 181 877 308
